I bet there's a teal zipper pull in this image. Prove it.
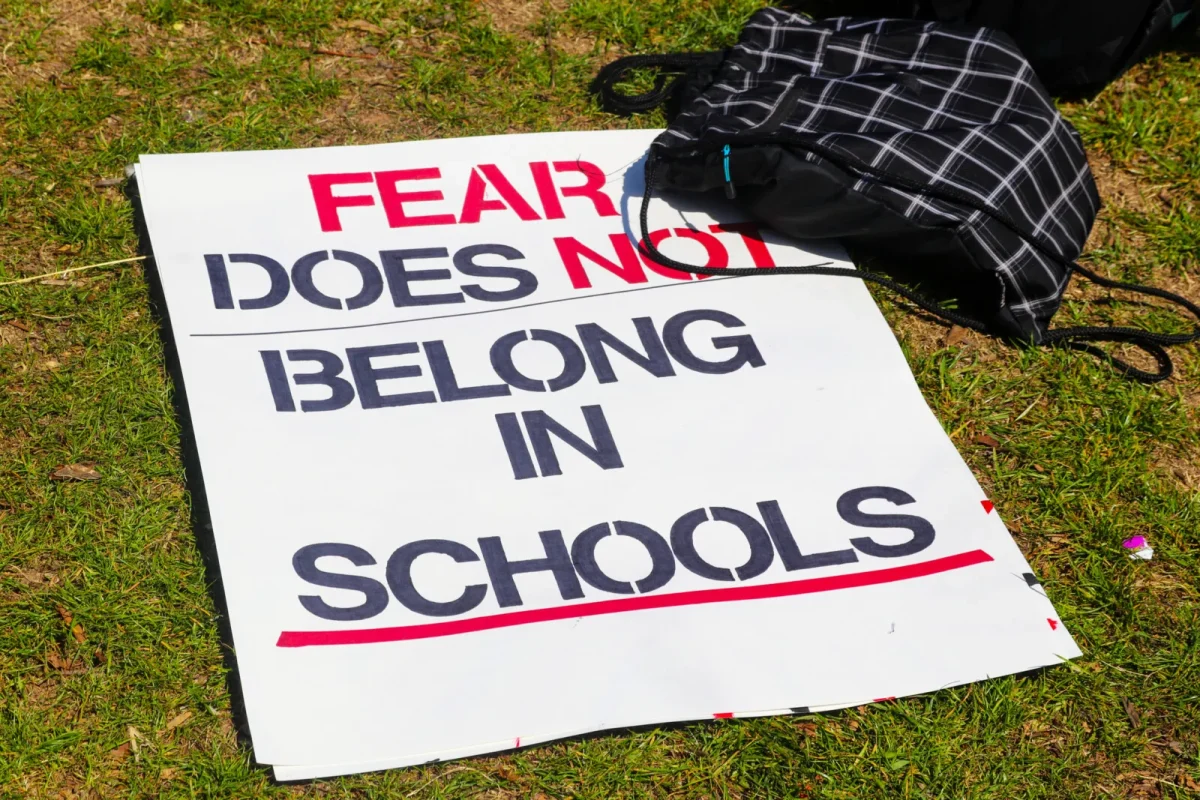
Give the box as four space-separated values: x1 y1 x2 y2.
722 144 736 199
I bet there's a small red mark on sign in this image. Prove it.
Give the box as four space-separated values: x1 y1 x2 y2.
1047 618 1058 630
514 737 520 748
981 500 994 514
713 712 733 719
872 696 896 703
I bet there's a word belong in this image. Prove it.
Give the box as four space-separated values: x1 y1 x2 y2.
260 309 764 413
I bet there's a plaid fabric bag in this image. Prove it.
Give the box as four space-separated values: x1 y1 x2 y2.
592 9 1199 382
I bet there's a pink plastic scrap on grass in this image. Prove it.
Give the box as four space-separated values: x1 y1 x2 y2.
1122 536 1153 561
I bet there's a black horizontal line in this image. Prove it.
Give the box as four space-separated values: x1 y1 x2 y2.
189 273 768 338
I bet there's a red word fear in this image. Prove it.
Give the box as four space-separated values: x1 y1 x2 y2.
308 162 618 232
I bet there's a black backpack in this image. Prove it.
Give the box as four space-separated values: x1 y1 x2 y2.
592 10 1200 381
922 0 1194 96
793 0 1196 96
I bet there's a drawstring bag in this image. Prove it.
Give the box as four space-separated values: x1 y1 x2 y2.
591 9 1200 382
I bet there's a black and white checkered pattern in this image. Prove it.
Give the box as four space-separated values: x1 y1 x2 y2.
651 9 1100 339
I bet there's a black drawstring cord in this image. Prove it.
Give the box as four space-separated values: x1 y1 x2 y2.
757 139 1200 380
637 157 992 334
590 53 717 117
1039 261 1200 381
592 42 1200 384
783 143 1200 382
1042 330 1175 382
603 48 1200 381
635 136 1199 383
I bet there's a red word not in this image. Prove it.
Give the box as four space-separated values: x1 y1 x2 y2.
556 222 777 289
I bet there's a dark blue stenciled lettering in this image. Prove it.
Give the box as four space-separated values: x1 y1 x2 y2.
293 543 389 621
346 343 436 410
289 490 938 621
205 253 290 310
570 520 675 594
292 250 384 310
478 530 584 608
661 309 765 375
837 486 936 558
670 506 775 582
260 311 765 413
576 317 675 384
386 540 488 617
453 244 537 303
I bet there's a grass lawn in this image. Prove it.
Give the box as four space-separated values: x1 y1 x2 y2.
2 0 1199 797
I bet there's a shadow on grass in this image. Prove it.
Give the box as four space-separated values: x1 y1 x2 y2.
125 175 260 771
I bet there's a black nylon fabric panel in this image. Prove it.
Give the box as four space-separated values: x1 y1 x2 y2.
658 146 1011 333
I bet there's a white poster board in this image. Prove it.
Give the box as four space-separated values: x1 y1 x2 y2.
133 130 1079 780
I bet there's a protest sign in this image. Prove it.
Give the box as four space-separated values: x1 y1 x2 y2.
133 129 1080 779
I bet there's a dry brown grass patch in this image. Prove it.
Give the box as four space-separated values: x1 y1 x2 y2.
480 0 566 36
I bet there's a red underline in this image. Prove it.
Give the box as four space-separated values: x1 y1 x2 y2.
276 549 993 648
